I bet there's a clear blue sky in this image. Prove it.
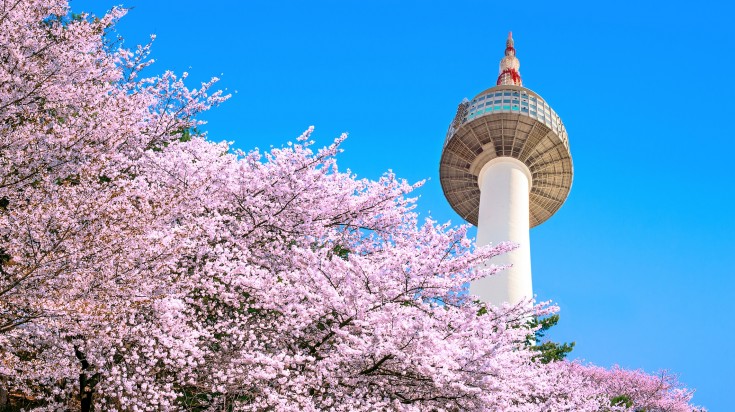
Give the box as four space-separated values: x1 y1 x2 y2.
72 1 734 409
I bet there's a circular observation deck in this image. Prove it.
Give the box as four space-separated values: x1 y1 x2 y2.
439 85 573 228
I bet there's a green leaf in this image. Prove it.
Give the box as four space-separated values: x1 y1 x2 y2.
332 245 350 260
610 394 634 408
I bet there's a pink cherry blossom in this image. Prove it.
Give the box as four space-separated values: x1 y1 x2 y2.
0 1 703 411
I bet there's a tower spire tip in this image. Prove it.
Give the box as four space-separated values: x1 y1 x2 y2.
497 32 522 86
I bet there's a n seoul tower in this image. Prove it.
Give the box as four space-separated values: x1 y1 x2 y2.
439 32 573 306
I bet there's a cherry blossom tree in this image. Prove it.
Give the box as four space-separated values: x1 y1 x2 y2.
0 0 225 409
0 1 703 411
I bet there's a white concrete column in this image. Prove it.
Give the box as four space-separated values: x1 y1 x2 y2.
471 157 533 307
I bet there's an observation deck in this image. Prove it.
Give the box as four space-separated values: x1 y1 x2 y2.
439 84 573 227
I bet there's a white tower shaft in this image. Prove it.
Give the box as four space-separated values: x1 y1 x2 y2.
471 157 533 306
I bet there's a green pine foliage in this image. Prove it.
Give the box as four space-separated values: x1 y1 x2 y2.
527 314 575 364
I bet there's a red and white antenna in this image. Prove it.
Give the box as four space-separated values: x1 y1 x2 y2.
496 31 522 86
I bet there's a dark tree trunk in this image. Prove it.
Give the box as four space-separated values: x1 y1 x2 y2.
79 374 92 412
0 383 7 407
74 346 99 412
